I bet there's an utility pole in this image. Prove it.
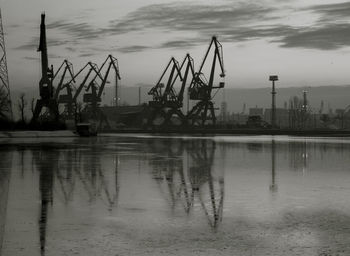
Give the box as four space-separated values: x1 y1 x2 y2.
138 86 141 105
269 75 278 128
0 8 12 120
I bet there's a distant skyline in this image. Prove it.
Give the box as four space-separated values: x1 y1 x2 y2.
2 0 350 91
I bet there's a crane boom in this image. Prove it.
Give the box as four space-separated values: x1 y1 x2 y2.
178 54 195 103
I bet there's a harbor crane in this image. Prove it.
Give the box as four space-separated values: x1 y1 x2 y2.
53 60 75 119
148 57 183 126
187 36 225 126
57 61 102 120
53 60 75 101
148 54 195 126
32 13 59 123
82 55 120 125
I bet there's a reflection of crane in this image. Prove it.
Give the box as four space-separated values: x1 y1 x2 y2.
55 150 76 203
72 148 119 210
149 139 224 230
187 140 224 230
149 140 192 212
149 139 196 213
187 36 225 126
30 145 120 255
32 14 59 123
32 149 57 256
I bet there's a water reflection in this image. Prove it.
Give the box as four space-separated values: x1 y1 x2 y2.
29 144 119 255
0 151 12 254
270 139 277 192
149 139 224 230
33 149 55 256
3 136 350 255
188 140 224 230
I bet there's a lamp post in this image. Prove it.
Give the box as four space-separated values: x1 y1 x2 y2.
269 75 278 128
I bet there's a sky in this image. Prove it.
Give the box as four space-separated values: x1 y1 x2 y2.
2 0 350 92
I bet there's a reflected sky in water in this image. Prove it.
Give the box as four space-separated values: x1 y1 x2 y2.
1 135 350 256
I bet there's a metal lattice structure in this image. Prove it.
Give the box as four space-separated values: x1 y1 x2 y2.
0 9 12 120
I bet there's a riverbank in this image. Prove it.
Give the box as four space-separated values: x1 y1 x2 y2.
102 128 350 137
0 130 77 138
2 129 350 138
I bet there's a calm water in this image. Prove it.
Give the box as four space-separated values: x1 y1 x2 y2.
1 135 350 256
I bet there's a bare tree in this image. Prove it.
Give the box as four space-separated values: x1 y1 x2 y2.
30 98 36 116
17 93 27 123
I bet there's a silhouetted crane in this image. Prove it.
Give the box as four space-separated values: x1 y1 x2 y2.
31 13 59 123
58 61 102 120
147 57 184 126
53 60 75 119
187 36 225 126
82 55 120 129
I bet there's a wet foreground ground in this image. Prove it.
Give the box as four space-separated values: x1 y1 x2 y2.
1 135 350 256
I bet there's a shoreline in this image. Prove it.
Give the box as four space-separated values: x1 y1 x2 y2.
1 129 350 138
101 128 350 137
0 130 78 138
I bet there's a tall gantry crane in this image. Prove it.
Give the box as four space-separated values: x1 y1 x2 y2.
32 13 60 123
147 54 195 127
187 36 225 126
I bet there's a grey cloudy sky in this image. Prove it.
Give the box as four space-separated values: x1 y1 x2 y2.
2 0 350 91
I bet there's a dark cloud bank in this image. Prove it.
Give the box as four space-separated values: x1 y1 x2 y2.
16 1 350 53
